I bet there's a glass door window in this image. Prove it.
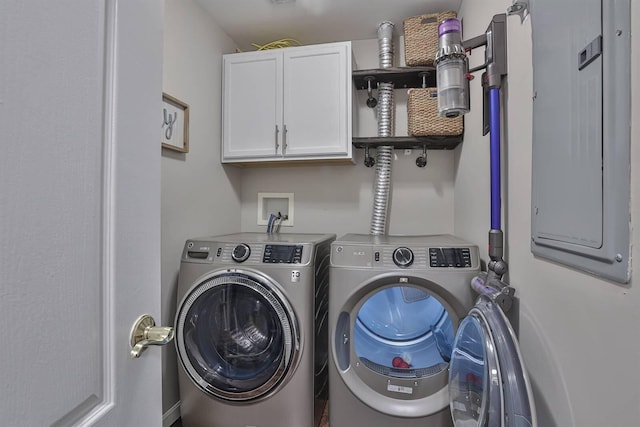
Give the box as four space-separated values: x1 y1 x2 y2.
449 316 490 425
448 296 536 427
176 272 297 401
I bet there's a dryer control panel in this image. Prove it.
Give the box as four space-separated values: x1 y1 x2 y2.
428 247 472 268
330 234 480 270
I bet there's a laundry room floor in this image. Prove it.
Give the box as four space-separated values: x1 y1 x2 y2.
320 402 329 426
170 402 330 427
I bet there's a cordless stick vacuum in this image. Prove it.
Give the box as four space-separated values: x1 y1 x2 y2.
435 14 515 312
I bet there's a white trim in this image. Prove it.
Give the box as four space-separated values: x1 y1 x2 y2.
162 401 181 427
257 192 294 226
79 0 118 424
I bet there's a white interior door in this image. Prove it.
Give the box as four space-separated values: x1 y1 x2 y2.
0 1 165 426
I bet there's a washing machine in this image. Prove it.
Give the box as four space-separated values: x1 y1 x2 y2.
175 232 335 427
329 234 536 427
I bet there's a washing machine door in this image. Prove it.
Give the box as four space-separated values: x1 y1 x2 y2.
175 270 300 401
448 295 536 427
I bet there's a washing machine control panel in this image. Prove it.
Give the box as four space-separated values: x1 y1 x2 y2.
231 243 251 262
429 247 472 268
263 244 303 264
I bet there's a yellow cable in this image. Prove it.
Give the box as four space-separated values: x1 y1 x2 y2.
250 38 302 50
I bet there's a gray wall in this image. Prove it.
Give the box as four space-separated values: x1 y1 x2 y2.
161 0 241 418
239 39 456 237
455 1 640 425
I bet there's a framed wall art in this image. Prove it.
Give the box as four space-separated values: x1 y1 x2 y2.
162 92 189 153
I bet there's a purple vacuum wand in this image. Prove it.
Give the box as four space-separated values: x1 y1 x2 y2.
488 87 508 280
460 14 509 281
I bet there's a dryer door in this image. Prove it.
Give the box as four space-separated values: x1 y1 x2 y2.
334 277 460 418
449 295 536 427
175 270 300 401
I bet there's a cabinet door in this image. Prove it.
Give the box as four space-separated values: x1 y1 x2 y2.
222 51 283 161
282 42 351 159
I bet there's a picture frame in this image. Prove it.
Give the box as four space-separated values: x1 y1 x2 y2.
162 92 189 153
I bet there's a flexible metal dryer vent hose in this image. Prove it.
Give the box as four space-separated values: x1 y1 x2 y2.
370 22 395 236
377 21 394 68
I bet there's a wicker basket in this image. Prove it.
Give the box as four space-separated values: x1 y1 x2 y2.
403 11 457 67
407 88 463 136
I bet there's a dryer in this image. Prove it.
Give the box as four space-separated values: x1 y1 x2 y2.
329 234 536 427
329 234 479 426
175 233 334 427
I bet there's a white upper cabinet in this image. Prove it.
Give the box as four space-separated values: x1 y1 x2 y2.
222 50 283 160
222 42 353 164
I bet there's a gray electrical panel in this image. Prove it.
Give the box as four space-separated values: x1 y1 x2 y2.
530 0 631 283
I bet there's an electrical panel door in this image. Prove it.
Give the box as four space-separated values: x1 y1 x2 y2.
530 0 630 283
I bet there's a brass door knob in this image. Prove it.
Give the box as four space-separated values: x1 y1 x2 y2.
129 314 174 359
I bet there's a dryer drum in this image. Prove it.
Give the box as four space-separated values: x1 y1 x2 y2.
175 272 300 402
353 285 454 377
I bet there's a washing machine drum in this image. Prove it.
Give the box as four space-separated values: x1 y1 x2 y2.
175 271 299 401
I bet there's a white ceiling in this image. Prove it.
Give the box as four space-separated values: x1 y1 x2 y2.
195 0 463 52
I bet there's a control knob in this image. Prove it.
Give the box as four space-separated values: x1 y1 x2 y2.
393 247 414 268
231 243 251 263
